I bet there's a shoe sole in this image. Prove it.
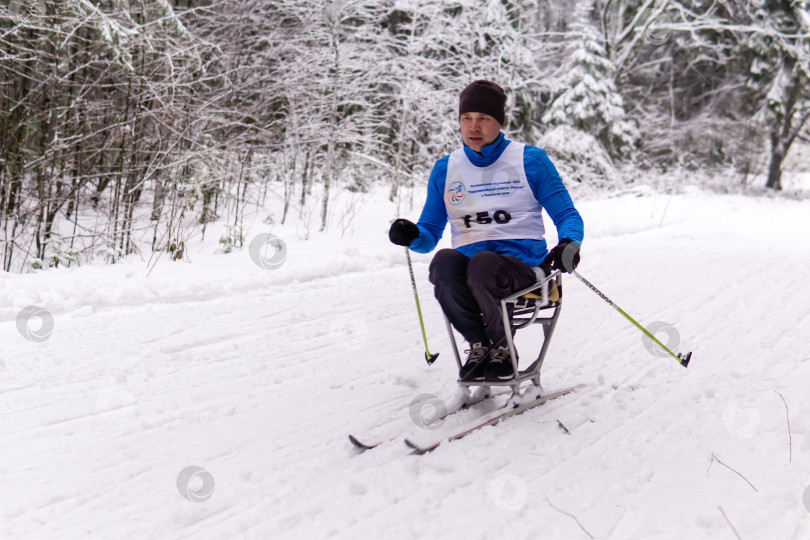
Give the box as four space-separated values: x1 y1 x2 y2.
483 361 517 381
483 373 516 381
483 374 516 382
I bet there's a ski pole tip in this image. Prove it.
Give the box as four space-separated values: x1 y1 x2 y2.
679 351 692 368
426 352 439 365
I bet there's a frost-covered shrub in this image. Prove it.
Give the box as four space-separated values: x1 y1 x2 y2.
218 226 243 254
539 125 615 187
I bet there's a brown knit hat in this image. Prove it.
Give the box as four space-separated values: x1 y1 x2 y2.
459 80 506 125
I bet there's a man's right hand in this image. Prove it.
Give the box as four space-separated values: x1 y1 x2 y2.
389 219 420 246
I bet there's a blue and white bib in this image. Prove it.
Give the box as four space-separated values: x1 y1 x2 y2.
443 141 545 248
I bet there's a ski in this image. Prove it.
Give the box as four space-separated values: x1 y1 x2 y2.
348 388 512 453
348 434 391 451
404 384 583 454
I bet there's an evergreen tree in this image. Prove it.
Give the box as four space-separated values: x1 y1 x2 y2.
541 1 638 158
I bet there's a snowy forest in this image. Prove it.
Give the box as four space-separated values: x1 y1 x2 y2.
1 0 809 273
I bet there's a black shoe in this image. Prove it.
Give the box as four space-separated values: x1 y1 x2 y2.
484 347 517 380
459 342 490 381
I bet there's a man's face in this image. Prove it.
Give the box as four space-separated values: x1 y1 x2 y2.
459 112 501 152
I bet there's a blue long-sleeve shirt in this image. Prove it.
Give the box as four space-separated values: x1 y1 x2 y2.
409 133 584 267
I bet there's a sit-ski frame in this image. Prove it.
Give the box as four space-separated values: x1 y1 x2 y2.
444 269 564 397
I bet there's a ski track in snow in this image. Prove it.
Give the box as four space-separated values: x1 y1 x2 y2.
1 189 810 539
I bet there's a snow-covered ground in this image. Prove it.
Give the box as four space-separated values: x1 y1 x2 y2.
2 183 810 539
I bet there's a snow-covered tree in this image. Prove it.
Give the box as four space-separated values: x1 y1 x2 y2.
743 1 810 190
0 0 201 269
542 1 638 158
6 0 810 274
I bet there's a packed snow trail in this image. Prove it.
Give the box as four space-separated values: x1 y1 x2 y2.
1 189 809 539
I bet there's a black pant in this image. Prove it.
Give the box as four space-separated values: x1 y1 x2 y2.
428 249 539 348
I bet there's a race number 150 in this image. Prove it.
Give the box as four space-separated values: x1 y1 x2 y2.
462 210 512 228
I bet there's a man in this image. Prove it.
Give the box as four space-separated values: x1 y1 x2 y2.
389 80 584 381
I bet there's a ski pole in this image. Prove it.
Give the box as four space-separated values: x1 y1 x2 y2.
571 270 692 367
405 248 439 365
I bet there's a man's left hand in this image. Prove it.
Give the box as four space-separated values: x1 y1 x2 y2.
546 238 580 273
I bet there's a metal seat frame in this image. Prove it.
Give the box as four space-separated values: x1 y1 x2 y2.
444 269 563 395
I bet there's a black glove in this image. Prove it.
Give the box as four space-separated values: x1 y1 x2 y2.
389 219 420 246
546 238 581 273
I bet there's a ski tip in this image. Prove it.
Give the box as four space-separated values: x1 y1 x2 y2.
404 438 432 455
348 434 364 447
348 435 375 451
679 351 692 368
404 438 420 450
